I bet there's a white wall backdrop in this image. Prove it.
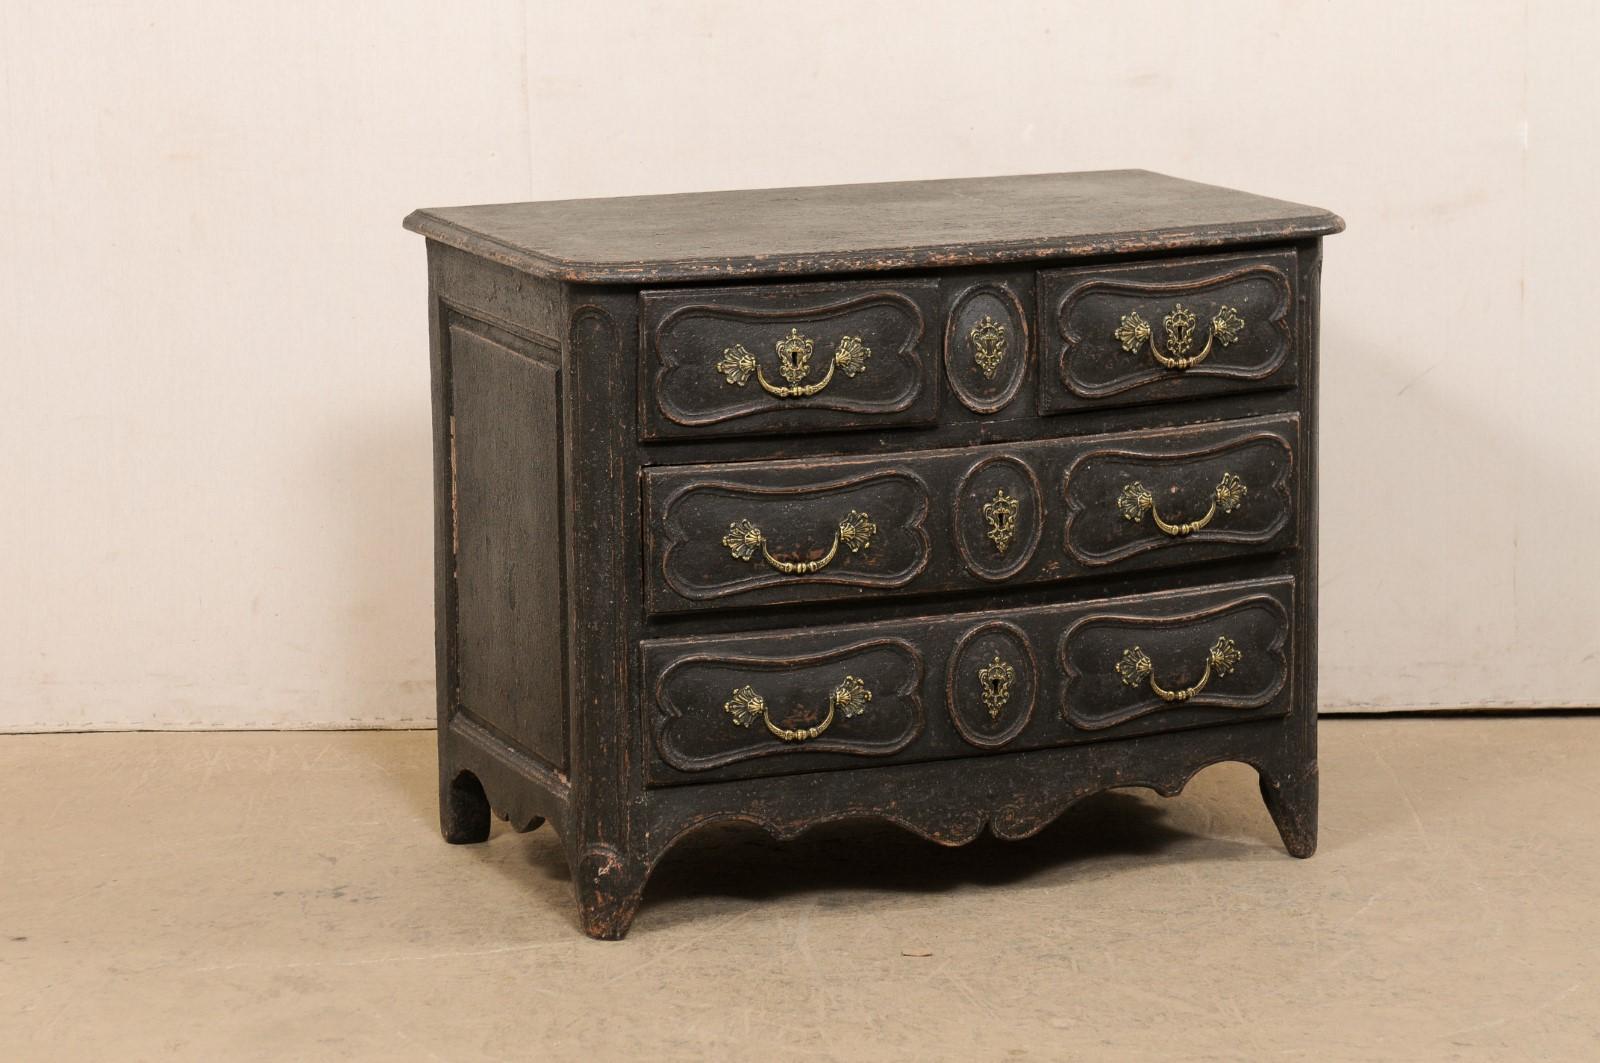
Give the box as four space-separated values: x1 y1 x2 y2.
2 1 1596 730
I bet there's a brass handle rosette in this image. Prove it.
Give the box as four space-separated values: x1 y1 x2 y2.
721 510 876 575
1116 636 1243 703
724 675 873 742
1114 303 1245 371
716 328 871 398
1117 472 1247 538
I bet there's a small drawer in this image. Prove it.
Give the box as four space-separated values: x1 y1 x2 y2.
646 463 935 613
1056 580 1292 734
1038 249 1298 414
642 576 1294 786
1061 417 1296 571
647 635 926 777
639 278 940 440
643 413 1297 616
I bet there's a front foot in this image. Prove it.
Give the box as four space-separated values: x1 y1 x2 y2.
1258 761 1318 858
441 770 492 844
574 844 648 940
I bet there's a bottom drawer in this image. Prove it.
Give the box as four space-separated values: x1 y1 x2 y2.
643 576 1295 786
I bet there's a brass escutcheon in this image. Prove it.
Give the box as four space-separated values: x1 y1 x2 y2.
977 653 1015 721
982 488 1020 554
969 315 1007 379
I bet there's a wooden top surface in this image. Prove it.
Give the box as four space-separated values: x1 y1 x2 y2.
403 170 1342 284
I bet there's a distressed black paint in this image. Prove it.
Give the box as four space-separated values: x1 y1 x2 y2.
409 172 1341 939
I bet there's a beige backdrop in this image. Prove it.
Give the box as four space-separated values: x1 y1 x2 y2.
2 1 1595 730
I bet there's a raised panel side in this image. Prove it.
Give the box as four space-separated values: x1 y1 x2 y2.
449 318 568 774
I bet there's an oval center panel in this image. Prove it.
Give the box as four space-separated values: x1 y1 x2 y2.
954 455 1042 581
946 622 1036 750
944 284 1027 414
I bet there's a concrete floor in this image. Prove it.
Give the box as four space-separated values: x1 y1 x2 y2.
2 719 1596 1062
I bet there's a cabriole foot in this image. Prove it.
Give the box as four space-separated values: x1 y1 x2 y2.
1258 761 1318 858
574 844 648 940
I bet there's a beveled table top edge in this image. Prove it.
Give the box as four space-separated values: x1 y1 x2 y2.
403 170 1344 285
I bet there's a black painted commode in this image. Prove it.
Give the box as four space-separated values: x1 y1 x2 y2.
403 170 1343 938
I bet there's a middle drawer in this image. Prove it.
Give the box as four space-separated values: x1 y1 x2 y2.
643 412 1298 616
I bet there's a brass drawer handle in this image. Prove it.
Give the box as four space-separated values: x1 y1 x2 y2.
1117 637 1242 703
716 328 872 398
724 675 873 742
1117 472 1246 537
722 510 876 575
1114 303 1245 370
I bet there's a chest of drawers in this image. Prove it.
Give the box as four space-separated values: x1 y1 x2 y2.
403 170 1342 939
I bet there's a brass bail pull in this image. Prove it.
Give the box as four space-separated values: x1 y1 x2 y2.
1116 636 1243 703
723 676 873 742
721 510 877 575
715 329 872 398
1117 472 1247 538
1114 304 1245 371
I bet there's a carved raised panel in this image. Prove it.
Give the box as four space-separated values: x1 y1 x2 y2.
641 281 939 440
953 455 1042 582
946 622 1036 750
653 468 932 608
448 319 568 772
1040 250 1297 414
1060 588 1292 733
944 282 1028 414
1063 417 1297 568
651 638 926 775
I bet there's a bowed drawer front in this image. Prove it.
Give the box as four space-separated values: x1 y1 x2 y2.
640 278 941 440
643 413 1298 615
1060 416 1297 570
643 577 1295 786
1039 248 1299 414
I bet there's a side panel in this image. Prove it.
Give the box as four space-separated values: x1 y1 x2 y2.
450 322 567 770
428 241 572 835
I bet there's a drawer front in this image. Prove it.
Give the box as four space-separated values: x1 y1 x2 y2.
1038 249 1298 414
1061 421 1294 569
648 637 926 776
640 278 940 440
1057 585 1290 732
643 576 1295 786
648 466 934 609
644 413 1297 615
